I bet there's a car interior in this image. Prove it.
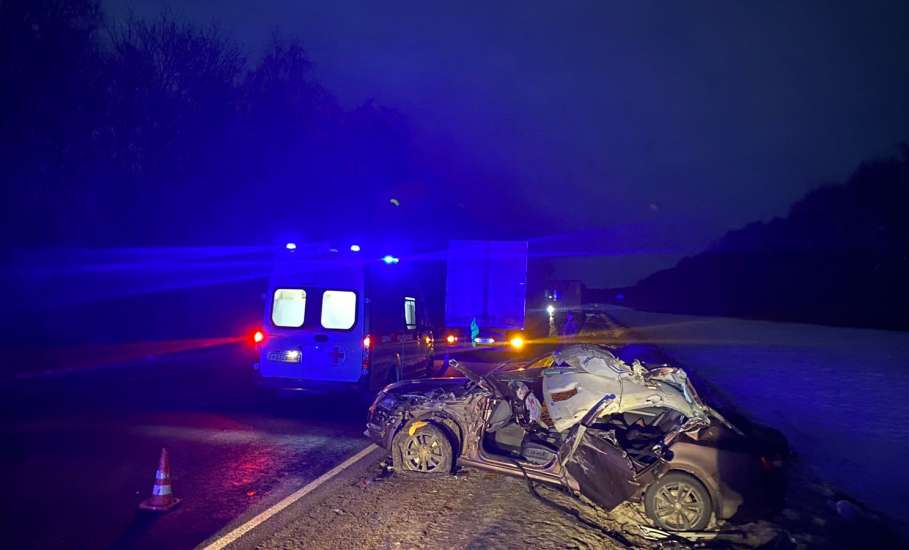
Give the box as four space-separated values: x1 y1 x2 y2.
483 394 563 466
481 373 685 470
590 407 686 467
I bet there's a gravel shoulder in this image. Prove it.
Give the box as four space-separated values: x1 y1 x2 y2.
257 461 629 550
257 455 903 550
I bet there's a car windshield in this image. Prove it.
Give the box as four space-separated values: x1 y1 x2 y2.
449 359 534 397
484 355 555 379
484 346 619 380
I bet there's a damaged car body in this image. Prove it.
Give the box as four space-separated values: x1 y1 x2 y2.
365 345 786 531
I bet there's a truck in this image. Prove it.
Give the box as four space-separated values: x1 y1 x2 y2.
438 240 529 363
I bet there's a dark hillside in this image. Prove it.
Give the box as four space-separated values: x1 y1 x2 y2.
622 147 909 330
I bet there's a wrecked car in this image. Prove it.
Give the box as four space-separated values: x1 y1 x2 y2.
366 344 786 532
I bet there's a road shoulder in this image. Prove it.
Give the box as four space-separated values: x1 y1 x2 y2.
198 444 386 550
256 461 633 550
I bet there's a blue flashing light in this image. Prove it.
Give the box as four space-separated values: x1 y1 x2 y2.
350 244 361 252
382 255 400 265
285 242 297 250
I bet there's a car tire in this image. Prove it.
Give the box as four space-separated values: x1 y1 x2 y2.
644 471 712 531
392 421 453 477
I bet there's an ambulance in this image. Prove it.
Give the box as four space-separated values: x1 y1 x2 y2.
252 243 436 394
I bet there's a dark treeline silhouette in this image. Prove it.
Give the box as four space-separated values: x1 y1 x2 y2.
612 147 909 331
0 0 544 366
1 0 540 250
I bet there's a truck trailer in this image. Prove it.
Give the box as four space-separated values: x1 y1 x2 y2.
439 240 529 363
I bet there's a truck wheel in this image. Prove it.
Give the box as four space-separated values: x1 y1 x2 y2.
423 357 437 378
392 421 453 477
645 472 712 531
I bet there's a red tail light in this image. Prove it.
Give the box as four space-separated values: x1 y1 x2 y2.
446 334 457 345
253 330 265 344
362 335 372 373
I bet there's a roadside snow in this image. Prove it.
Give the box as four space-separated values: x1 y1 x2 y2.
605 305 909 532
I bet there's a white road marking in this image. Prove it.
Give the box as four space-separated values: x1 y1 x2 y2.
201 444 379 550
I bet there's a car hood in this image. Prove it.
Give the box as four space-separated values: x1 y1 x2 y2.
541 345 709 432
376 376 473 403
368 376 477 428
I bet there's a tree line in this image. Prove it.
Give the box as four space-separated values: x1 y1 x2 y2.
1 0 539 252
617 146 909 330
0 0 533 358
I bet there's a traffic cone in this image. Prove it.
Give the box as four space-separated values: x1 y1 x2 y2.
139 448 181 512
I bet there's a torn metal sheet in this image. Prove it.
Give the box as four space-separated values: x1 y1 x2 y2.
542 345 707 432
559 426 640 510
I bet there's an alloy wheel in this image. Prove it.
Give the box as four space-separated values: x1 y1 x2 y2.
402 432 445 472
652 481 706 530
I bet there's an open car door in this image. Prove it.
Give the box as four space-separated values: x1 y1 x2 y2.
557 393 666 511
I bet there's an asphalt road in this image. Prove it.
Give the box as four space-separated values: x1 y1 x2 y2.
0 315 755 550
0 346 372 549
0 338 552 550
0 315 822 549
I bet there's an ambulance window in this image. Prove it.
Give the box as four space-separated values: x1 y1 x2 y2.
272 289 306 327
404 297 416 330
321 290 357 330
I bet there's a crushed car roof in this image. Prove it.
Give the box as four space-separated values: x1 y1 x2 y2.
540 345 707 432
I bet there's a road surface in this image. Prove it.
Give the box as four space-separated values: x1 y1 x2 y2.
1 340 544 549
1 346 373 549
5 311 904 549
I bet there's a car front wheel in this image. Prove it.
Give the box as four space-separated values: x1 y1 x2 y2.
392 421 453 476
644 472 712 531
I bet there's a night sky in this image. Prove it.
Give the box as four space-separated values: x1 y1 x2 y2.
106 0 909 286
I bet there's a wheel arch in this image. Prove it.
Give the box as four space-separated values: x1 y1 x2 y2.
396 412 464 461
660 466 720 517
645 468 716 531
392 414 462 476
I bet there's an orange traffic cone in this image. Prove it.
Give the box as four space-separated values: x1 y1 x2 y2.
139 448 181 512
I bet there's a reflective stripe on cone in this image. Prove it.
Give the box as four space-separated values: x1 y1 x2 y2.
139 448 181 512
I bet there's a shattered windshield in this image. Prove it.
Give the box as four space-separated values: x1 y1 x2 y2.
496 355 555 376
536 345 709 432
493 345 624 378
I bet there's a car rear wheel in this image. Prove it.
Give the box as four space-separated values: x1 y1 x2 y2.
392 421 453 477
644 472 712 531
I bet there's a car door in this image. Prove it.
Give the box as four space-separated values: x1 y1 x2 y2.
309 289 363 381
557 394 665 511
